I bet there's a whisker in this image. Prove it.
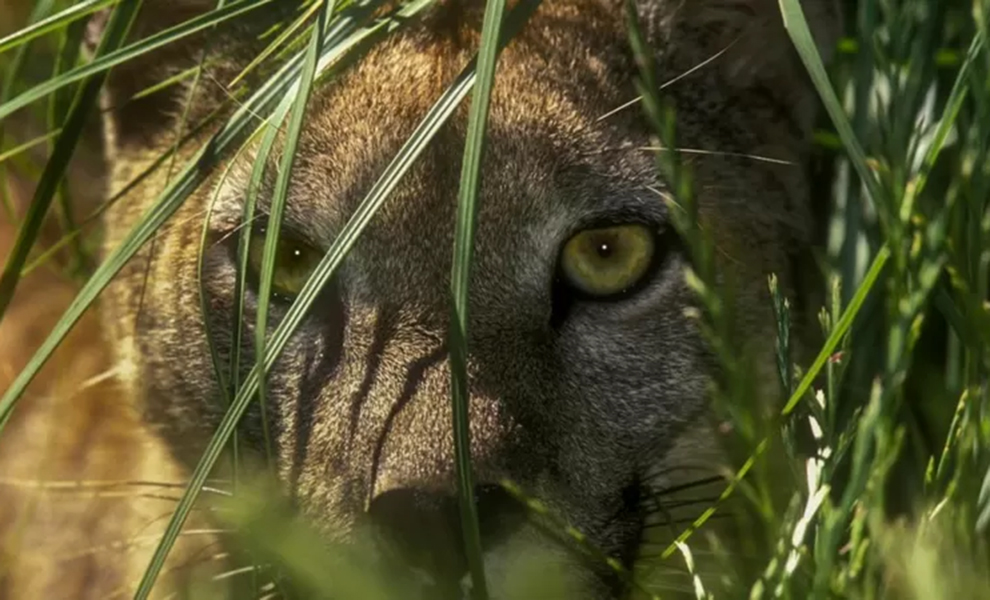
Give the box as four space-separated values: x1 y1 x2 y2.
595 39 738 123
647 475 725 497
213 564 262 581
201 69 287 136
212 211 269 249
638 145 795 166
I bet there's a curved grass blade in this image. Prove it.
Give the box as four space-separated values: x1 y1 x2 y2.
0 0 59 220
902 29 986 220
449 0 523 595
132 2 543 596
20 102 228 277
0 0 276 123
0 0 144 325
777 0 885 212
0 0 120 55
0 0 388 433
253 0 334 468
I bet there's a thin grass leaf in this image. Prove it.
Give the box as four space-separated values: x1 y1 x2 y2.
0 0 276 123
132 2 543 596
777 0 885 212
902 29 986 220
0 129 61 165
781 244 891 416
0 0 120 55
449 0 519 595
0 0 144 325
232 101 287 468
49 11 93 276
0 0 386 431
19 102 227 277
254 0 334 470
227 0 324 88
0 0 59 220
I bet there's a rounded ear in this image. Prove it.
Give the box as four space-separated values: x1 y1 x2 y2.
650 0 842 132
85 1 221 152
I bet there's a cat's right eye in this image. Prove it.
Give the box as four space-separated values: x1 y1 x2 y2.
245 230 323 299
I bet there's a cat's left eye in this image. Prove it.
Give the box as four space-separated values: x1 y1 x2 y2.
246 231 322 299
558 223 656 298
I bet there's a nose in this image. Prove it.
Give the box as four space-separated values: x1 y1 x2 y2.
367 484 527 596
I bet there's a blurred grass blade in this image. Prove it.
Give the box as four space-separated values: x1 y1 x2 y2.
0 0 144 325
0 0 276 123
50 11 94 275
0 0 120 54
0 130 61 166
132 1 542 595
902 29 986 220
0 0 58 219
777 0 885 211
449 0 520 595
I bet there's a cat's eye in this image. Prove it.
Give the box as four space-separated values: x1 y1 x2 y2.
559 224 655 297
246 231 322 299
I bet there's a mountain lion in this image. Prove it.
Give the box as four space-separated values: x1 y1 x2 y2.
0 0 837 597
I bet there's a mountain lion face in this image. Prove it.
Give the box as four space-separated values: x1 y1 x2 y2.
96 0 836 597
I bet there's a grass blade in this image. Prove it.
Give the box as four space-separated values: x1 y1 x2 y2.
0 0 144 324
777 0 886 212
0 0 387 434
902 29 986 219
0 0 59 220
0 0 276 123
449 0 521 596
0 0 120 55
254 0 334 468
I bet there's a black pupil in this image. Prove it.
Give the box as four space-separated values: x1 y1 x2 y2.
594 235 616 259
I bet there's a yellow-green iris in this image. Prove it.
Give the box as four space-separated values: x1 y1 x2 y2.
247 232 322 299
560 224 655 296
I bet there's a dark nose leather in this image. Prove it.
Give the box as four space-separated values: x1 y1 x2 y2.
367 484 527 596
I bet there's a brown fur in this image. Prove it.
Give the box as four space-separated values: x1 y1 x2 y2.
0 0 838 597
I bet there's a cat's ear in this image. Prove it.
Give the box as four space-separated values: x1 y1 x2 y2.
85 1 220 153
648 0 842 132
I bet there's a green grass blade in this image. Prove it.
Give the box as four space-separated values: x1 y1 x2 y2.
781 243 890 416
449 0 523 595
777 0 886 211
0 0 329 431
0 130 61 166
0 0 144 325
50 12 93 276
0 0 59 220
902 29 986 220
253 0 333 467
132 2 543 595
0 0 120 55
227 0 323 88
0 0 276 123
0 0 397 429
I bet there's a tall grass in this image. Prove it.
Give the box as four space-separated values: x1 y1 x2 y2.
0 0 988 598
